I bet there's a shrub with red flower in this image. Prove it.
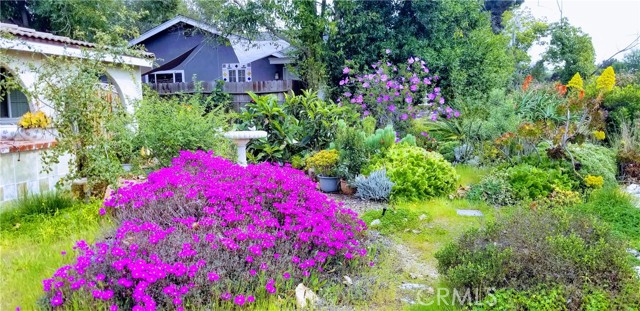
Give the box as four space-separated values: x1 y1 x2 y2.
43 151 367 309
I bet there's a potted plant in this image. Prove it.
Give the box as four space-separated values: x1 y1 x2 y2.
306 149 340 192
336 164 356 195
16 111 51 141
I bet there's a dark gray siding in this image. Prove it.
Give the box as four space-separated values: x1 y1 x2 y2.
141 25 238 82
250 57 283 81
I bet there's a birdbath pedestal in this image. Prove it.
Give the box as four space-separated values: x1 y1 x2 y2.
224 130 267 167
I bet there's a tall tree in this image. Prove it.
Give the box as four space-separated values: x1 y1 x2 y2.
0 0 182 45
483 0 524 33
543 19 596 83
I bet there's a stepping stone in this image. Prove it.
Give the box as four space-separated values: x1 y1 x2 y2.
399 283 430 291
456 209 484 217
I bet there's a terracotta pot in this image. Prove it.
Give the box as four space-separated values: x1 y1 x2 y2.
340 179 355 195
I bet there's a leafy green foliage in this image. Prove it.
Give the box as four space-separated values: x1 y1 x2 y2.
568 143 618 186
542 20 596 83
135 91 234 167
505 164 575 200
436 208 639 309
466 172 517 207
365 125 397 154
578 187 640 244
603 84 640 130
334 123 367 181
240 91 356 163
367 144 458 202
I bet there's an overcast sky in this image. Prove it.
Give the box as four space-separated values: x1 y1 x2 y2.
523 0 640 63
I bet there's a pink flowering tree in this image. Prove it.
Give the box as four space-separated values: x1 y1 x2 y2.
338 50 460 131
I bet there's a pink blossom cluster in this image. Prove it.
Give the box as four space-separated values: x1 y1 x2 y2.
338 51 460 127
43 151 367 310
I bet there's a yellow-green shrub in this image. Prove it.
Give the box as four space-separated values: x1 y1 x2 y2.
366 144 458 201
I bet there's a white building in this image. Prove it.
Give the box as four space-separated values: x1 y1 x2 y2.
0 23 153 204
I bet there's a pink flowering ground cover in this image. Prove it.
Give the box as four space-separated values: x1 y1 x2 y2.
42 151 368 310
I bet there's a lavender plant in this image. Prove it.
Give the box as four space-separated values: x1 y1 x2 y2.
353 169 394 202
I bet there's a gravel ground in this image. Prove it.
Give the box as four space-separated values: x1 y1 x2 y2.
326 193 388 215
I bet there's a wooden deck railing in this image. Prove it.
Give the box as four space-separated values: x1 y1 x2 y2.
146 80 302 95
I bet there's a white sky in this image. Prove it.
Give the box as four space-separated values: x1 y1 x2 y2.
523 0 640 63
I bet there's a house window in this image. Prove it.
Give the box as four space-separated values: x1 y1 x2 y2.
222 63 252 82
145 70 185 84
1 68 30 120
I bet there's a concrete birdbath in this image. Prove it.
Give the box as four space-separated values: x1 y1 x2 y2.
224 130 267 167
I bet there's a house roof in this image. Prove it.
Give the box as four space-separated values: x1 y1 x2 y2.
0 22 155 58
0 23 97 48
129 16 291 65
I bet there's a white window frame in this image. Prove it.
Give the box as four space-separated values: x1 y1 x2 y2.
222 63 252 83
145 70 185 84
1 89 30 124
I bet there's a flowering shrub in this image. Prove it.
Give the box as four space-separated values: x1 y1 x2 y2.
338 51 459 131
43 151 367 310
306 149 339 176
585 175 604 188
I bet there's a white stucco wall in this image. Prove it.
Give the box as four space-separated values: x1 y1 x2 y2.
0 38 152 204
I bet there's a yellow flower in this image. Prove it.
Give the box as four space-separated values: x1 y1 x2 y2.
593 130 606 141
584 175 604 188
596 66 615 92
566 73 584 90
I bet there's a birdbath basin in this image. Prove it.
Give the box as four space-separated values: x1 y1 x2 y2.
224 130 267 166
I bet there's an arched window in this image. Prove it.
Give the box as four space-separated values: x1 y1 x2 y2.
1 68 30 121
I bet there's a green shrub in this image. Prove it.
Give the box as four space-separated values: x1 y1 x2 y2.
360 208 423 234
365 125 397 153
466 172 516 207
367 144 458 201
135 91 234 167
437 141 460 163
472 286 568 311
577 187 640 243
0 191 75 230
603 84 640 130
505 164 575 200
568 143 618 186
334 123 367 181
436 208 639 310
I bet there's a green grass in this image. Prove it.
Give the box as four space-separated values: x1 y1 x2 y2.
359 197 495 311
0 200 111 310
0 191 76 229
454 165 490 187
576 187 640 248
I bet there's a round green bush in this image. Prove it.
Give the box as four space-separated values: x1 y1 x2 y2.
568 143 617 186
367 144 459 202
436 208 640 310
505 163 575 200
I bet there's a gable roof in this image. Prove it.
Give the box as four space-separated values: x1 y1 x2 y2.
129 16 291 64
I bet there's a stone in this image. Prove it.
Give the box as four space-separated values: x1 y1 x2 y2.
295 283 319 309
634 266 640 278
409 273 423 279
418 214 427 221
370 219 381 227
342 275 353 286
456 209 484 217
399 283 429 291
626 184 640 196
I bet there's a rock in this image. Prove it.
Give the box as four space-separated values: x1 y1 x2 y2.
418 214 428 221
627 248 640 258
409 273 423 279
634 266 640 278
411 229 421 234
295 283 319 309
370 219 381 227
342 275 353 286
399 283 429 291
626 184 640 196
456 209 484 217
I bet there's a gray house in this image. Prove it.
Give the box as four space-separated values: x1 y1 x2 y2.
129 16 300 103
